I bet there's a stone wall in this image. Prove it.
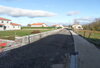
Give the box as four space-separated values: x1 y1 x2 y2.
1 29 62 52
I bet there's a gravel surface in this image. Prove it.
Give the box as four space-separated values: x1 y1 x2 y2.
0 29 74 68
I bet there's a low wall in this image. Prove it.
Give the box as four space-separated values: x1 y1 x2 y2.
0 39 21 51
0 39 16 47
3 29 62 51
15 29 61 45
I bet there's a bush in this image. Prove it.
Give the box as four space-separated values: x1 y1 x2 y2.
83 18 100 31
7 36 15 40
31 30 41 34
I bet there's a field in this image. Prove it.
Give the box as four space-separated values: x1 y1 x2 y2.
22 27 58 29
0 29 53 40
77 30 100 48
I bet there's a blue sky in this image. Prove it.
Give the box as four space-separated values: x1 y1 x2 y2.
0 0 100 26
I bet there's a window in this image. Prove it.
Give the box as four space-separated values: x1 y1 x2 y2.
78 26 81 28
1 21 3 23
13 26 15 28
0 25 3 27
19 26 20 28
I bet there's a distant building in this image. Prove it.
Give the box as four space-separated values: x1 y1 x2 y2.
0 17 21 31
29 23 48 27
52 24 64 28
10 23 21 30
72 24 83 30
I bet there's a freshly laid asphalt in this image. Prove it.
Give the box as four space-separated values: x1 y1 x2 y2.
0 29 74 68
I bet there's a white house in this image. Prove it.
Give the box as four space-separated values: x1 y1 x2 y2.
0 17 21 31
29 23 48 27
72 24 83 30
10 23 21 30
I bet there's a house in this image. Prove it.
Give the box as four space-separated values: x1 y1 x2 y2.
52 24 64 28
72 24 83 30
29 23 48 27
10 23 21 30
0 17 21 31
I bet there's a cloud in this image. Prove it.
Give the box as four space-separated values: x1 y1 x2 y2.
0 5 56 17
77 17 94 21
67 11 80 16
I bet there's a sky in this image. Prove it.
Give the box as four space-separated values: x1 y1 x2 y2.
0 0 100 26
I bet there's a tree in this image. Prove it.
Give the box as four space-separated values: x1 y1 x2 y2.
82 18 100 31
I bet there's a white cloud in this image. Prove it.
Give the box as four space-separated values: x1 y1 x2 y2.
77 17 94 21
0 5 56 17
67 11 80 16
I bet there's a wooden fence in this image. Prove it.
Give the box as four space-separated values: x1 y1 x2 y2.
74 30 100 38
74 30 100 47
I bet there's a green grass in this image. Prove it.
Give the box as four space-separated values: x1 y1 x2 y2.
22 27 56 29
78 31 100 48
22 27 62 30
0 29 52 40
78 31 100 39
91 33 100 39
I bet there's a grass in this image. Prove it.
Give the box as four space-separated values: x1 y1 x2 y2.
0 29 52 40
77 30 100 48
22 27 57 29
78 31 100 39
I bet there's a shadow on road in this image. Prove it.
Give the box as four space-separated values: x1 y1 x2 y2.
0 34 74 68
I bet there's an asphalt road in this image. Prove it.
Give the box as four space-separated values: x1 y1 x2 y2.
71 31 100 68
0 29 74 68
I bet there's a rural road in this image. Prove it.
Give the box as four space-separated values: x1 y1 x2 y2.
0 29 74 68
71 31 100 68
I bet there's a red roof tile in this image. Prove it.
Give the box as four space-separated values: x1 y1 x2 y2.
31 23 45 25
10 23 21 26
0 17 11 21
52 24 60 26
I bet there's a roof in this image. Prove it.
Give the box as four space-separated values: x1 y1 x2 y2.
10 23 21 26
0 24 4 26
53 24 61 26
53 24 59 26
31 23 45 25
0 17 11 21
